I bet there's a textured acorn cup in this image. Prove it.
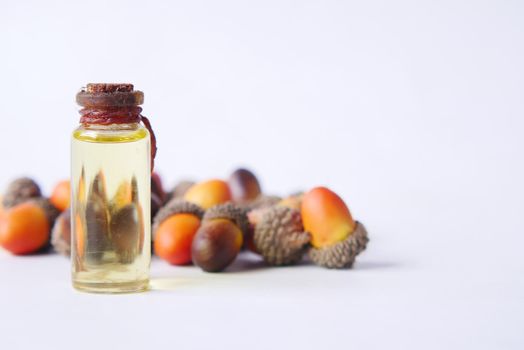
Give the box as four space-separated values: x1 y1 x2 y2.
229 168 262 202
253 206 310 266
152 198 205 235
165 180 195 203
203 203 250 236
309 221 369 269
2 177 42 209
51 209 71 256
191 219 243 272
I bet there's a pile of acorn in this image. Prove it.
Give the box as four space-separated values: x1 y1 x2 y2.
0 168 369 272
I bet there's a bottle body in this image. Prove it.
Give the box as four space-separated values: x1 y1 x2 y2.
71 123 151 293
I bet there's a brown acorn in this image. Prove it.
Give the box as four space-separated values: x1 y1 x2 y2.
111 203 143 264
84 193 110 262
191 203 247 272
253 206 310 266
2 177 42 209
52 209 72 256
191 218 243 272
229 168 262 203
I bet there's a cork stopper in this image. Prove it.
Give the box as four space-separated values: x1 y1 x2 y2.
86 83 134 93
77 83 144 107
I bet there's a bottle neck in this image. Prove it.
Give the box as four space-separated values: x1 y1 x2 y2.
79 106 143 126
80 122 142 131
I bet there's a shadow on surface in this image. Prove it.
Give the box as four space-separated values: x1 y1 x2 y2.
354 260 400 270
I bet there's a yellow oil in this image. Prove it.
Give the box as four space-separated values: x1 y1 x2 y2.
71 124 151 293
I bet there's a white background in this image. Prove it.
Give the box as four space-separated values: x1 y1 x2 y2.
1 0 523 349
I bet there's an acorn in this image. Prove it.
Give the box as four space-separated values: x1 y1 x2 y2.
52 209 72 256
84 192 110 262
2 177 42 209
110 180 133 210
192 218 243 272
0 199 59 255
229 168 262 203
153 199 205 265
253 206 310 266
302 187 369 269
90 171 108 200
111 203 143 264
184 179 232 209
50 180 71 212
191 203 246 272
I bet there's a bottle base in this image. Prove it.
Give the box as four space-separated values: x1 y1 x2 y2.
73 279 149 294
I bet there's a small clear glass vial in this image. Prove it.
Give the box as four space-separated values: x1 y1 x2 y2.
71 84 152 293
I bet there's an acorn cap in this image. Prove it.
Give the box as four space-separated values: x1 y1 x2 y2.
254 206 311 266
2 177 41 208
309 221 369 269
203 203 250 235
152 198 204 234
166 180 195 202
245 195 282 210
51 209 71 257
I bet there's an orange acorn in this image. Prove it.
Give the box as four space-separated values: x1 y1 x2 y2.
184 179 232 209
0 201 51 255
155 213 201 265
153 199 205 265
301 187 368 269
50 180 71 212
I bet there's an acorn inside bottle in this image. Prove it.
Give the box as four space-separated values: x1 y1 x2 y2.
71 83 154 293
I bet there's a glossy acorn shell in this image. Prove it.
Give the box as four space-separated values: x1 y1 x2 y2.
301 187 356 248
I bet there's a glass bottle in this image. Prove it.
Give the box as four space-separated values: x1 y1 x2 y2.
71 83 154 293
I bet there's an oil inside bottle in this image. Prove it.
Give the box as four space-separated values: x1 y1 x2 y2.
71 124 151 293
